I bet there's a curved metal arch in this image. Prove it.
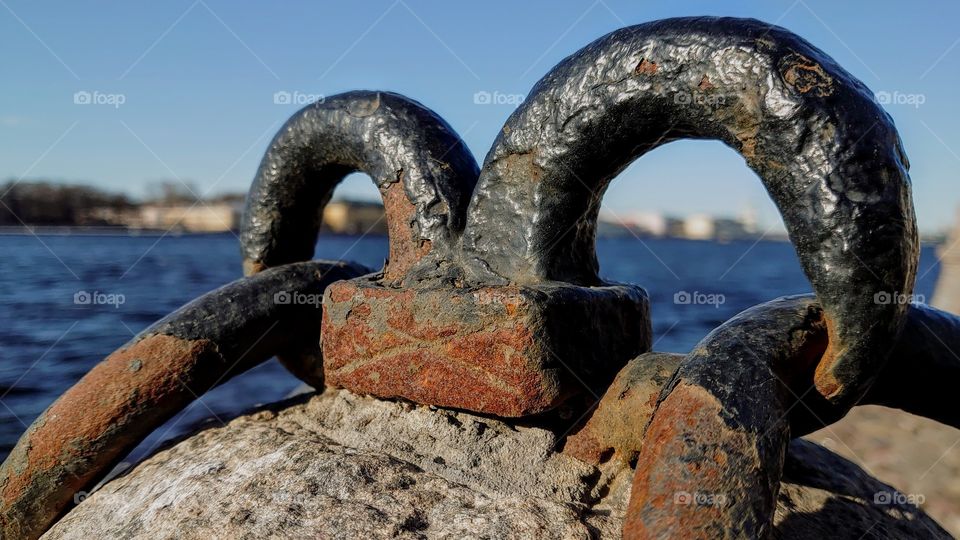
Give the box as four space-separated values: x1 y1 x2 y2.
459 16 918 405
241 90 480 282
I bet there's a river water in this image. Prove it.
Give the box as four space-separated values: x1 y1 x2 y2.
0 233 941 461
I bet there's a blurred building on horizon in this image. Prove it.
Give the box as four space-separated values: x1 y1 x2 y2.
597 207 763 242
83 197 388 235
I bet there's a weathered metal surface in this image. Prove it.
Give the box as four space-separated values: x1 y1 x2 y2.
623 295 960 538
562 352 681 464
857 301 960 429
0 15 942 540
624 296 822 539
459 16 918 408
240 90 480 281
249 91 657 416
322 277 651 417
0 260 369 540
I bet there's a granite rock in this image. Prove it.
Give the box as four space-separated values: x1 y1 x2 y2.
42 389 950 539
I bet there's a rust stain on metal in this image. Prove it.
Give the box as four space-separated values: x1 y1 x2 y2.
322 278 649 417
813 314 843 398
563 353 681 464
1 334 217 539
781 53 834 97
500 152 543 183
322 281 561 416
634 58 658 75
242 259 268 277
381 175 427 282
625 383 757 539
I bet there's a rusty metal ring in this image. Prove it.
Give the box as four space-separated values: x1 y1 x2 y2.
240 90 480 283
459 16 918 407
625 294 960 538
0 260 369 540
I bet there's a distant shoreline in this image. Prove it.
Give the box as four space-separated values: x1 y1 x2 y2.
0 226 391 238
0 226 222 237
0 226 944 245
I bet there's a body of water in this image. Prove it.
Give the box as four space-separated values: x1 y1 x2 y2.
0 234 942 461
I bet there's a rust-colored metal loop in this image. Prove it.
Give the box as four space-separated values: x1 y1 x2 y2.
624 295 960 538
0 260 369 540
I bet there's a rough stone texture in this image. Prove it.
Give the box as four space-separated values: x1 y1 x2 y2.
809 405 960 537
43 389 949 539
932 211 960 314
321 277 651 417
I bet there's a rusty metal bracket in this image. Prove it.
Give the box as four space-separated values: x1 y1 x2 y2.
320 16 917 417
241 92 652 417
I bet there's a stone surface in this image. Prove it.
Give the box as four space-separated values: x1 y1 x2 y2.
932 211 960 314
809 405 960 537
43 389 950 539
321 277 651 417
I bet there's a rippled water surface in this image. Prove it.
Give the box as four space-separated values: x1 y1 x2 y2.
0 233 941 460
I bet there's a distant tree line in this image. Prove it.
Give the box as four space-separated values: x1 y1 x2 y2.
0 180 245 226
0 181 134 226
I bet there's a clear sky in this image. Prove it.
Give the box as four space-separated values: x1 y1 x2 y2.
0 0 958 233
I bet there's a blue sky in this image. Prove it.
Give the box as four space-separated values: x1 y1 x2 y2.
0 0 958 233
